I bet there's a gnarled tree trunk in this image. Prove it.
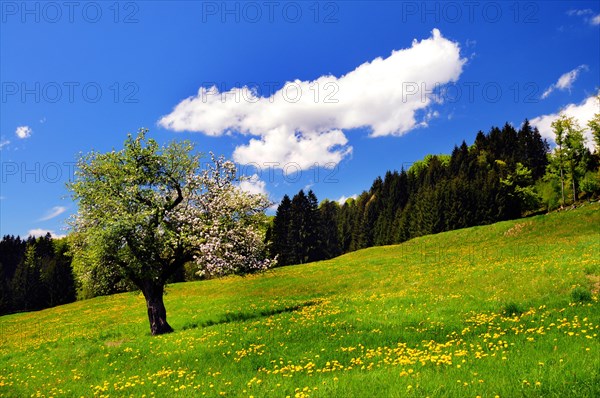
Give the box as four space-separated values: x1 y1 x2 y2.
142 282 173 335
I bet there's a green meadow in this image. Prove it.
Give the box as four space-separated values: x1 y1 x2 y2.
1 203 599 397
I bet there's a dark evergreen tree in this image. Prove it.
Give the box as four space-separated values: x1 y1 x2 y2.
0 235 26 282
518 120 549 180
11 244 44 311
305 190 322 262
271 195 293 266
319 200 341 259
41 239 76 308
0 261 8 314
289 190 310 264
349 192 370 251
338 199 356 253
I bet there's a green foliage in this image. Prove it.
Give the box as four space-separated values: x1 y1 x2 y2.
500 163 540 212
551 115 589 203
587 105 600 155
580 171 600 199
535 175 562 212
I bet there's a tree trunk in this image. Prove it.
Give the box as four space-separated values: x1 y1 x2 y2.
142 282 173 335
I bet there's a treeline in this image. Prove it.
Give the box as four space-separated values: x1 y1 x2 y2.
268 120 600 266
0 233 76 315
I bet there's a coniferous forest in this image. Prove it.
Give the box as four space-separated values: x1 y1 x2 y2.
0 233 76 315
267 120 600 266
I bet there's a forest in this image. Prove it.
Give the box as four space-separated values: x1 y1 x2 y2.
267 118 600 266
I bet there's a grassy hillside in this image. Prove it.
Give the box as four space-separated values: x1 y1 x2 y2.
1 203 599 397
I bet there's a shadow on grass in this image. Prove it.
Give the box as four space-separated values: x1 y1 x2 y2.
182 300 319 331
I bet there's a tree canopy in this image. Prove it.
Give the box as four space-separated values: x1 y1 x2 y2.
68 129 273 335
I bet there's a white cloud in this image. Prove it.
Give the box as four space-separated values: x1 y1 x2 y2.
0 139 10 150
541 65 588 99
27 229 66 239
556 65 588 90
530 93 600 150
238 174 267 196
566 9 600 25
337 194 358 205
38 206 67 221
159 29 465 170
567 9 593 16
15 125 32 139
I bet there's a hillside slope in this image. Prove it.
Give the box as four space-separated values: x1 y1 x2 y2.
1 203 599 397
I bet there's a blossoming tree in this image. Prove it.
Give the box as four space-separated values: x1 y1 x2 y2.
68 129 274 335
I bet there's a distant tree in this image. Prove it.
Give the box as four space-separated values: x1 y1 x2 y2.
0 261 8 314
68 129 273 335
318 200 341 259
288 190 322 264
305 190 322 262
551 117 568 206
500 162 539 213
338 199 356 253
11 245 43 312
517 120 549 180
0 235 26 283
41 239 76 307
288 190 308 264
560 117 587 202
580 171 600 199
349 192 370 251
270 195 292 266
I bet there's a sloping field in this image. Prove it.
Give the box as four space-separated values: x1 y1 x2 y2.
1 203 599 397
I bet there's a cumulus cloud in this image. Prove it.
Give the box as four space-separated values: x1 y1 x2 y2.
238 174 268 196
15 125 32 139
593 14 600 25
530 93 600 150
39 206 67 221
541 65 588 99
0 139 10 150
27 229 66 239
159 29 465 169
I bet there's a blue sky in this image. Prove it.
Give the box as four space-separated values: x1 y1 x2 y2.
1 1 599 238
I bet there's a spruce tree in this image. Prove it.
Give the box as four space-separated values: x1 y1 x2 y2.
305 190 322 262
289 190 309 264
271 195 292 265
319 200 341 259
11 244 44 311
